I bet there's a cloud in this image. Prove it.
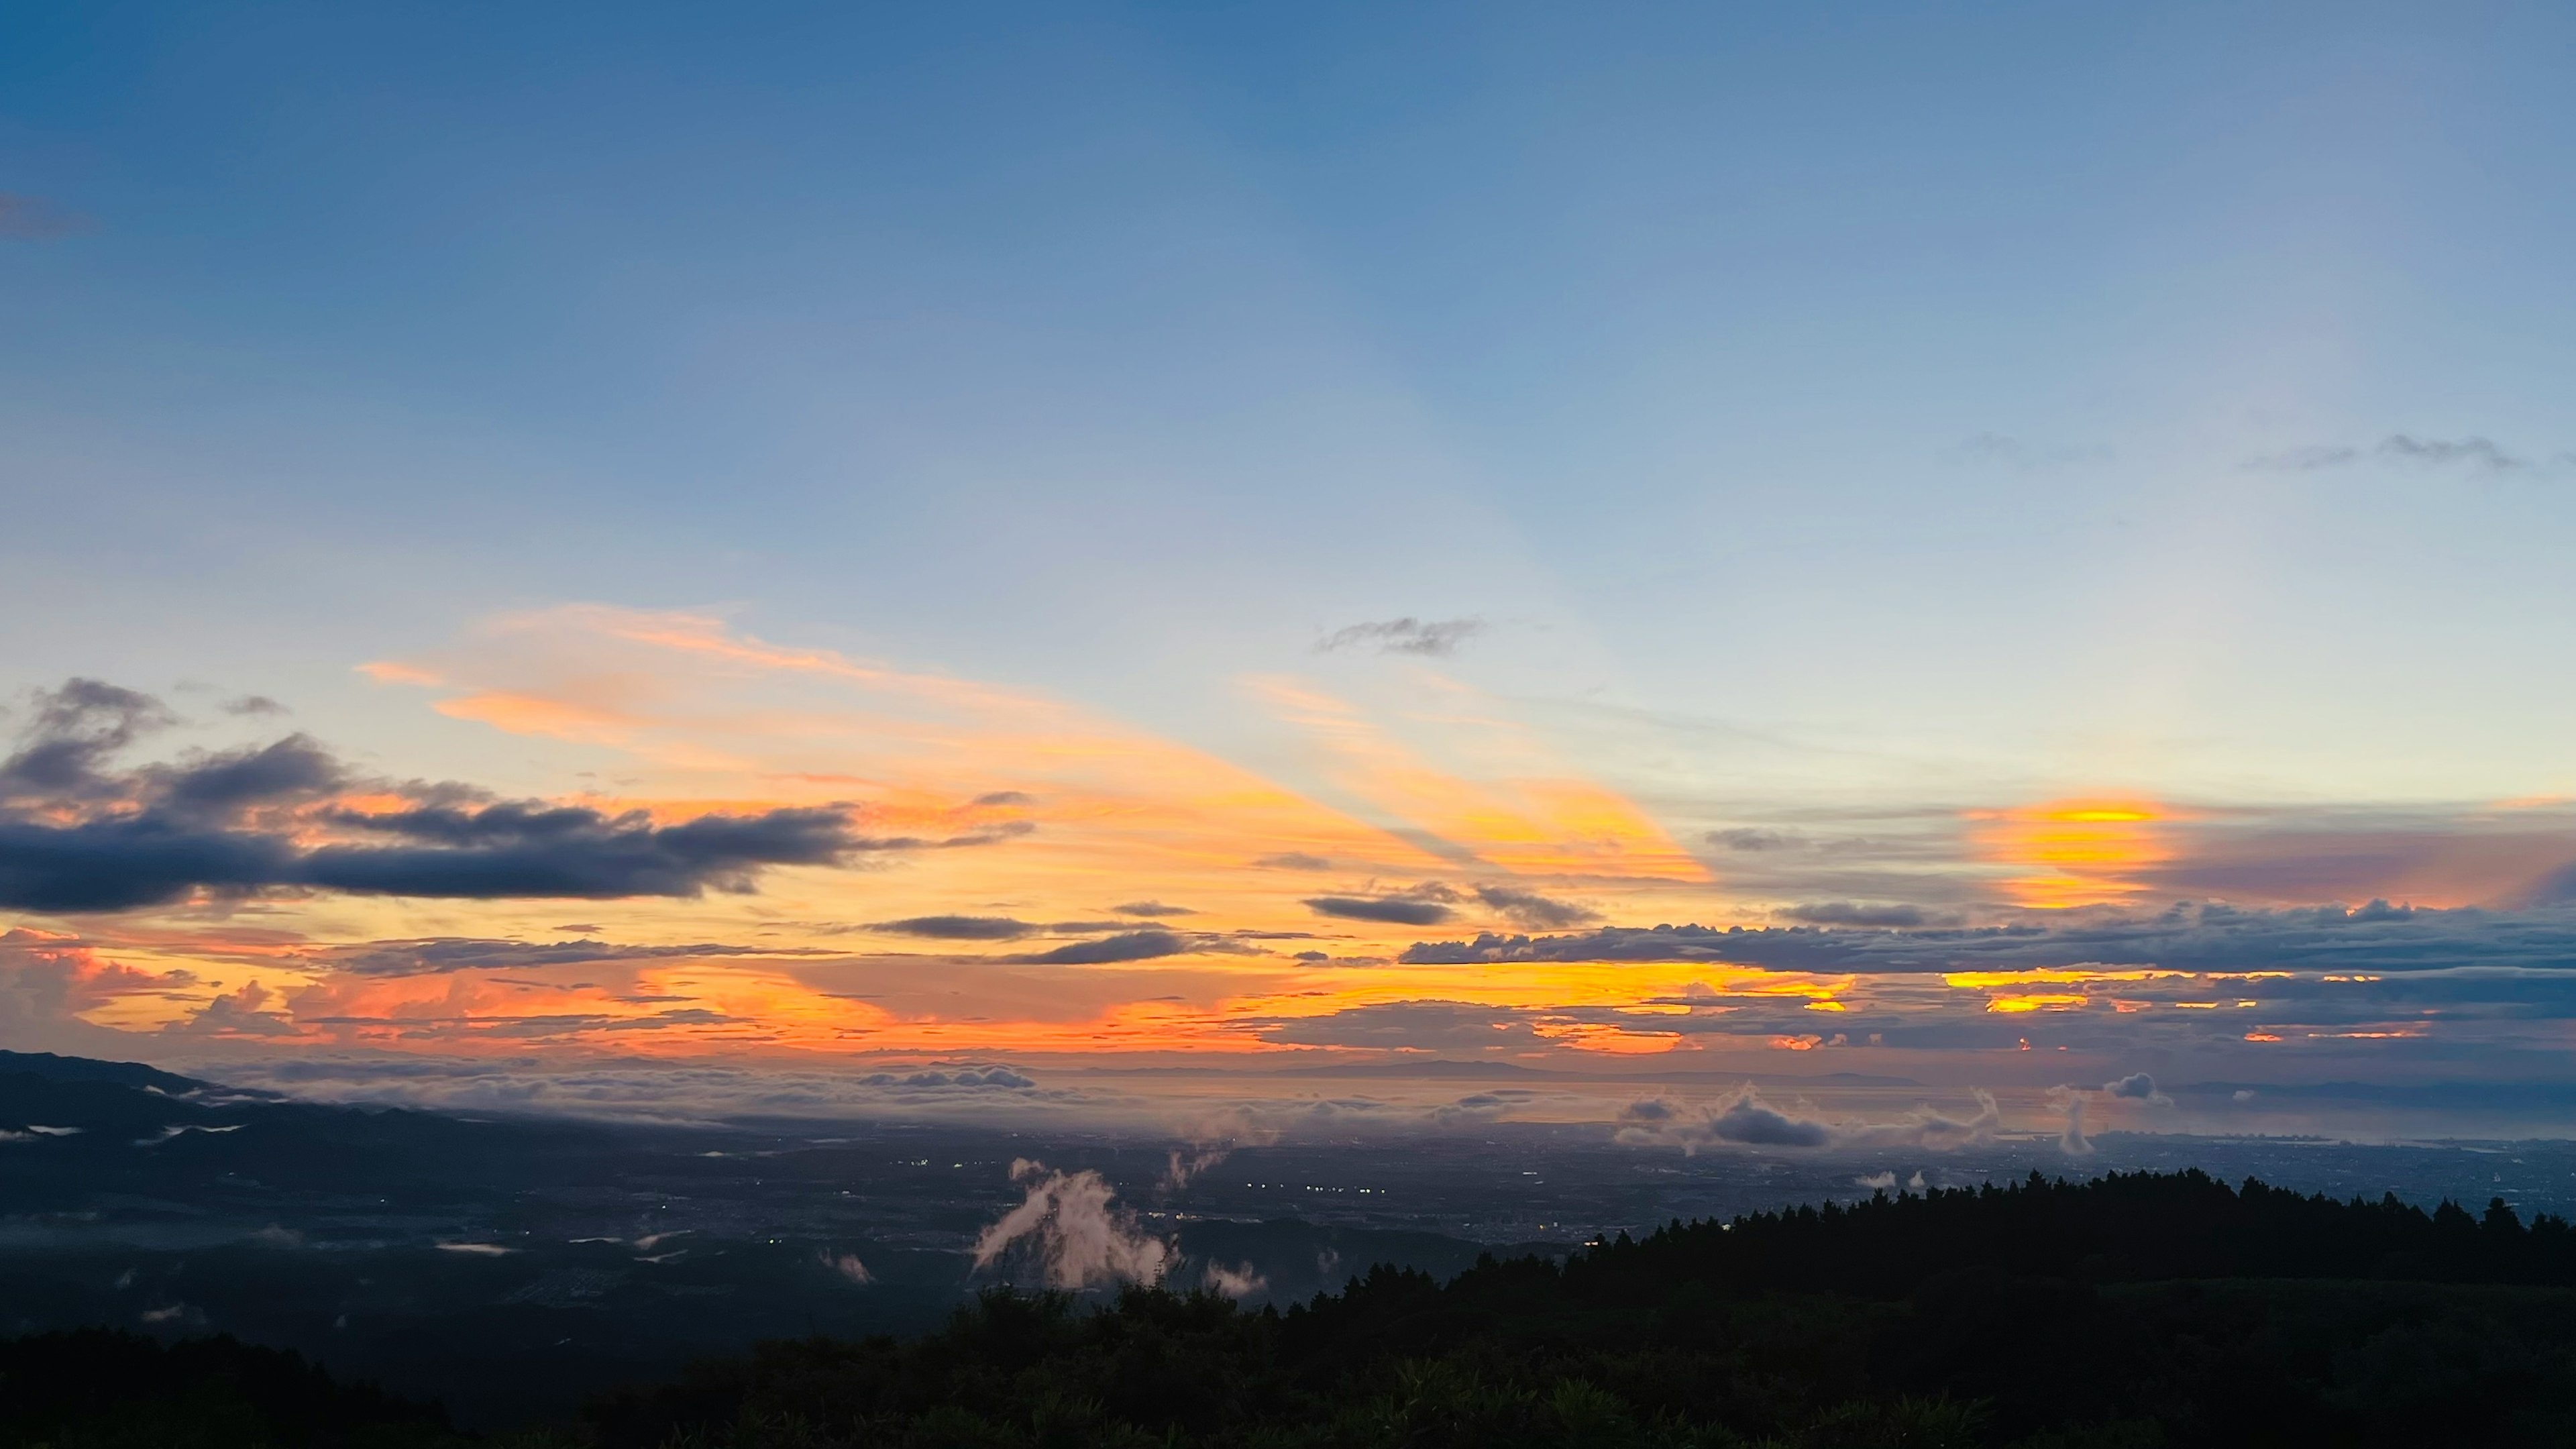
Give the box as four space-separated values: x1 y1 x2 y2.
0 929 176 1053
818 1250 872 1285
1777 901 1937 928
168 981 298 1036
1112 900 1196 918
2247 435 2553 474
1855 1171 1897 1190
1249 999 1543 1051
0 678 176 800
859 1067 1034 1089
0 680 981 911
1254 853 1334 870
313 802 870 900
1159 1144 1230 1192
1399 900 2576 976
221 695 287 717
317 936 804 977
1709 828 1805 853
1474 884 1601 929
971 791 1034 806
1313 617 1486 657
1010 930 1188 964
158 737 346 818
871 915 1041 941
971 1159 1171 1291
0 194 94 240
2102 1071 2171 1106
1613 1085 2000 1155
1201 1260 1267 1297
191 1055 1087 1126
1306 894 1455 926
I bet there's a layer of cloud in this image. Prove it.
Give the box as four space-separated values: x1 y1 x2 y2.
307 936 819 978
1401 900 2576 975
195 1055 1075 1125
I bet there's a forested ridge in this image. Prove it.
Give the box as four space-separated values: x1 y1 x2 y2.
15 1169 2576 1448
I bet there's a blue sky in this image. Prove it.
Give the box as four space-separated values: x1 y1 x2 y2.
5 3 2576 1135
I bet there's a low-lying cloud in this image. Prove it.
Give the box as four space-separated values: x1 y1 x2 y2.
1613 1085 2000 1156
971 1159 1171 1291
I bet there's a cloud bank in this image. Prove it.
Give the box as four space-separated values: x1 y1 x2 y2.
0 680 985 911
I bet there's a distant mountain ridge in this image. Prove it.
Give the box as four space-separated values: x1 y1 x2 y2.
0 1049 209 1094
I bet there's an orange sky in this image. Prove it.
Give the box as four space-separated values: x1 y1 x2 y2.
7 604 2574 1117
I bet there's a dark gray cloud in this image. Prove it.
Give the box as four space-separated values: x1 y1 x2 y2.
971 791 1034 806
0 679 175 800
865 916 1130 941
0 679 981 912
1692 1094 1833 1147
1313 617 1486 657
2247 434 2557 474
222 695 287 717
1778 901 1940 928
292 804 864 901
1009 930 1189 965
871 915 1042 941
1401 900 2576 975
0 194 93 240
1112 900 1195 918
1306 895 1455 926
1254 853 1333 871
1473 884 1600 929
157 736 344 818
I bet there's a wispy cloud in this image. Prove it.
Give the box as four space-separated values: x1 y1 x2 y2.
2245 434 2565 474
1314 617 1487 657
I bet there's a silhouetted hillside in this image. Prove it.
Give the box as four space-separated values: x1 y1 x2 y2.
588 1171 2576 1448
0 1330 454 1448
11 1054 2576 1446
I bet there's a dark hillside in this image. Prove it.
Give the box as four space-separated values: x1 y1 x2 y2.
590 1171 2576 1448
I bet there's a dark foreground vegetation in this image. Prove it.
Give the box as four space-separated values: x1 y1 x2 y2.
16 1169 2576 1448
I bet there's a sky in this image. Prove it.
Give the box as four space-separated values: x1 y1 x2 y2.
5 1 2576 1146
